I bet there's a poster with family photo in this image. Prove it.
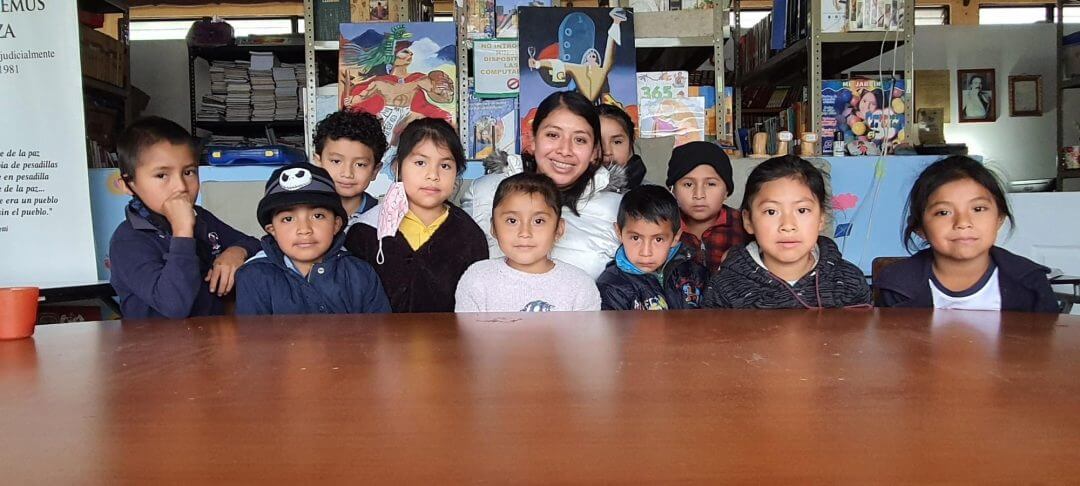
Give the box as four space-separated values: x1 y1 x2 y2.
517 7 637 151
338 22 458 169
957 69 996 123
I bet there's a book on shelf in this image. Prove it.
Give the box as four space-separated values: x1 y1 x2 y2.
316 0 426 42
766 87 790 109
467 93 518 159
821 0 847 33
313 0 351 42
688 85 715 138
495 0 552 38
467 0 495 39
628 0 709 10
770 0 788 51
848 0 904 32
235 34 304 47
820 79 907 155
639 97 706 147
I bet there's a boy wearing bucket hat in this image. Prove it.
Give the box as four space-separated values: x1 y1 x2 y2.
235 163 390 315
666 141 749 274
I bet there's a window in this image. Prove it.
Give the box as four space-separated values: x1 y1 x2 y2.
979 6 1051 25
130 20 194 41
730 10 771 29
130 18 301 41
1061 6 1080 23
915 6 949 26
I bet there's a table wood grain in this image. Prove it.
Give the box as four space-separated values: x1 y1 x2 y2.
2 309 1078 483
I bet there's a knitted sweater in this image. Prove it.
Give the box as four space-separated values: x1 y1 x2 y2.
703 236 871 309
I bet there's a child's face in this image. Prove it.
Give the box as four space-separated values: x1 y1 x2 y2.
397 139 457 215
492 192 564 274
265 205 343 276
124 141 200 214
600 116 633 167
529 108 599 189
919 178 1004 265
858 93 878 115
314 138 381 200
672 164 728 225
617 217 681 274
743 177 825 278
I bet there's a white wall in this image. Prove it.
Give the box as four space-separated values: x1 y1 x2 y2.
850 24 1080 184
1000 192 1080 314
130 40 193 127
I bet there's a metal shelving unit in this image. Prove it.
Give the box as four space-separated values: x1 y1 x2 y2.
305 0 732 149
79 0 130 168
188 41 305 144
628 4 731 142
303 0 417 155
733 0 915 151
1057 0 1080 190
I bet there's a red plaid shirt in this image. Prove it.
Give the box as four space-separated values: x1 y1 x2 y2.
680 205 749 274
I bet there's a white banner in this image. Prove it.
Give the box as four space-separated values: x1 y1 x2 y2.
473 39 519 98
0 1 98 286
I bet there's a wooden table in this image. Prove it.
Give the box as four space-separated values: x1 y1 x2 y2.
2 309 1079 483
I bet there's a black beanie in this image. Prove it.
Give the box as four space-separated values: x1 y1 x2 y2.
257 163 348 228
665 141 734 192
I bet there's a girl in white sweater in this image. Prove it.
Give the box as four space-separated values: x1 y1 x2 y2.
461 91 623 279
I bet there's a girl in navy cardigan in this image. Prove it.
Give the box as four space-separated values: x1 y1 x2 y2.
345 118 489 313
876 156 1057 312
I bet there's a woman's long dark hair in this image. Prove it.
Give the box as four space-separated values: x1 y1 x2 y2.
522 91 602 216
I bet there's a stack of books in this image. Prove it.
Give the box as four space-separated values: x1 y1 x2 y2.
224 61 252 122
196 94 226 121
197 63 229 122
249 52 277 122
273 63 302 121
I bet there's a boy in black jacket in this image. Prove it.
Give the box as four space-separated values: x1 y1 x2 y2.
597 185 709 310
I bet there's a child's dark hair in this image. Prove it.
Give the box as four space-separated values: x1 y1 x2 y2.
596 103 635 146
394 117 467 178
902 155 1014 252
116 116 197 180
314 111 388 163
741 155 830 215
492 172 562 220
617 185 681 234
523 91 601 217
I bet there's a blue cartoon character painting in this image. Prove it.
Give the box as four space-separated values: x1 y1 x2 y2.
518 7 637 149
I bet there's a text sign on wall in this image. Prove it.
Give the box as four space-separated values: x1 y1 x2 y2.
473 39 519 98
0 0 98 286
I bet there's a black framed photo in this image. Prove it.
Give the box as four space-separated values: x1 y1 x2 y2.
957 69 996 123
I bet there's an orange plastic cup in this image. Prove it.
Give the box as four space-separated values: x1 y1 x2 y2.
0 287 40 340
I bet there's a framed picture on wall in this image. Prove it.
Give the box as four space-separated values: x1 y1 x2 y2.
957 68 996 123
1008 75 1042 117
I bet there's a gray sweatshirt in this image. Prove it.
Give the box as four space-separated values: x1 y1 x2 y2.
455 258 602 312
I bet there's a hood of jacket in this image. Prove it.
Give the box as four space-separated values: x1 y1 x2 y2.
724 236 843 287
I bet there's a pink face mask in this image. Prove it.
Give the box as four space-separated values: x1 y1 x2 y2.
376 181 409 265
